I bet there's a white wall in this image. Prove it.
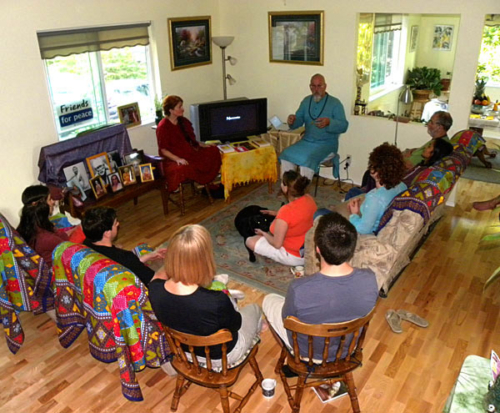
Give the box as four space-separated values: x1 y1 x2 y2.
1 0 500 224
218 0 499 183
0 0 221 224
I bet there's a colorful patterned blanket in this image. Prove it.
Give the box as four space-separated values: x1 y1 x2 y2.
52 241 170 401
0 213 53 354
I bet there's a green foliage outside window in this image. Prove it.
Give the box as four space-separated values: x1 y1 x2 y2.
477 25 500 84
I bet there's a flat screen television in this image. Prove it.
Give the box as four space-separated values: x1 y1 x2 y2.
190 97 268 143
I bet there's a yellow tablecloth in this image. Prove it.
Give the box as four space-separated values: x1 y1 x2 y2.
221 146 278 200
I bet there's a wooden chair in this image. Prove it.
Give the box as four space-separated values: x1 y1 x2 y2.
271 308 375 413
151 155 214 216
162 326 263 413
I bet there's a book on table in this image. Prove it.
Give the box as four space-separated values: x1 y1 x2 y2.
217 144 235 153
250 138 270 148
312 382 348 404
205 140 222 145
231 141 256 152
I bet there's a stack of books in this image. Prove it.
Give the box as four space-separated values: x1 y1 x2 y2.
250 138 271 148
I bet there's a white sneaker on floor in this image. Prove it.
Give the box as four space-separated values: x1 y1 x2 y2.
214 274 229 285
228 289 245 301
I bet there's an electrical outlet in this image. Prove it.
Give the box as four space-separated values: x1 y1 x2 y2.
345 155 352 170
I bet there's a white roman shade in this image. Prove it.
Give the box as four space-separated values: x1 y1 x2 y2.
374 14 402 34
38 23 151 59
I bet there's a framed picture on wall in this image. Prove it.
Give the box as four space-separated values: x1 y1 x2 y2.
268 11 324 65
168 16 212 70
410 26 419 53
432 25 453 51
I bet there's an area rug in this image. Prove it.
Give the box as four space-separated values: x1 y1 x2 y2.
200 184 343 295
461 152 500 184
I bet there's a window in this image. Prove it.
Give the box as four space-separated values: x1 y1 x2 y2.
370 14 402 93
38 24 154 140
477 19 500 86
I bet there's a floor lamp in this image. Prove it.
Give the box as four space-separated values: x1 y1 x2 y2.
212 36 237 100
394 85 413 147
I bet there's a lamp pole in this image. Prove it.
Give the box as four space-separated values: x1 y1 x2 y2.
221 47 227 100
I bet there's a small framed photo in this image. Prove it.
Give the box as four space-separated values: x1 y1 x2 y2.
168 16 212 70
124 150 144 176
432 25 454 51
139 163 154 182
107 172 123 192
119 165 137 186
268 11 324 65
63 162 90 191
409 26 418 53
107 150 123 173
118 102 141 128
90 176 107 199
86 152 112 179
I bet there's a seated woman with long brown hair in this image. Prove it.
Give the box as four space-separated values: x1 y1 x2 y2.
245 170 317 266
17 185 84 268
316 143 407 235
156 95 222 192
148 224 262 364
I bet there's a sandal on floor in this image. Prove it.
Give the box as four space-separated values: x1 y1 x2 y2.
385 310 403 333
396 309 429 328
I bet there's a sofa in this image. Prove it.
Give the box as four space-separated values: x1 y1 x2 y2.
52 241 171 401
304 129 484 296
0 213 56 353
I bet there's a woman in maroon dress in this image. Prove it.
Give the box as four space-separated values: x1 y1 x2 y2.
156 95 221 191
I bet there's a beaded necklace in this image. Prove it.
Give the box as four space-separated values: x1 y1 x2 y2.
308 93 329 120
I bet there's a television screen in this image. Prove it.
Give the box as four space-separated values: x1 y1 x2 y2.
191 98 267 143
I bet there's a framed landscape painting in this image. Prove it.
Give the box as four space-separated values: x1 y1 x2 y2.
268 11 324 65
168 16 212 70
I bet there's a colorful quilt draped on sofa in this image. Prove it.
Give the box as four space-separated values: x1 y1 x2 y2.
52 241 170 401
0 213 53 354
377 129 480 233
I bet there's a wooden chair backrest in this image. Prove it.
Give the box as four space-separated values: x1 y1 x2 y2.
283 308 375 368
162 326 234 376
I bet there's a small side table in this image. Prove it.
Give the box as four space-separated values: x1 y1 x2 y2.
261 127 305 156
221 146 278 201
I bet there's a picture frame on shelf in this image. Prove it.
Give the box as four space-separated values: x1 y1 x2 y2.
107 150 123 173
86 152 112 180
123 150 144 176
118 102 141 128
90 176 107 199
168 16 212 70
119 165 137 186
107 172 124 193
268 11 324 65
432 25 453 51
63 162 90 191
139 163 154 182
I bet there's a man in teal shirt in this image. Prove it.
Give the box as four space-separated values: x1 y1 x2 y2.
280 74 349 180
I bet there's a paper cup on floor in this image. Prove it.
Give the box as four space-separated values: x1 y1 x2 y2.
262 378 277 398
291 265 305 278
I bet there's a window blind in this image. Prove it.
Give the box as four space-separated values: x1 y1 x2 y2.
38 23 151 59
374 14 402 34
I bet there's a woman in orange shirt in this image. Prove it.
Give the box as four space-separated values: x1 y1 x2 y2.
246 170 317 266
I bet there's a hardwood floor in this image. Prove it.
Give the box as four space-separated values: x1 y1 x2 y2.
2 178 500 412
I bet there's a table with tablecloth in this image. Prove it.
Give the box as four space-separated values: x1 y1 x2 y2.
221 145 278 200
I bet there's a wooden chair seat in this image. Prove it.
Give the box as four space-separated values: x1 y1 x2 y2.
162 325 263 413
270 308 375 413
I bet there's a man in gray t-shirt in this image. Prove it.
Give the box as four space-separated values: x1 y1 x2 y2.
263 212 378 361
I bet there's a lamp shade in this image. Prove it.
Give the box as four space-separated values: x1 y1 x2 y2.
212 36 234 48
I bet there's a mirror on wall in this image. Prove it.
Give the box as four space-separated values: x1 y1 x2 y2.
355 13 460 123
469 14 500 134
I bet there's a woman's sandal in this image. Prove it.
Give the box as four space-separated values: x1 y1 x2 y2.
385 310 403 333
396 309 429 328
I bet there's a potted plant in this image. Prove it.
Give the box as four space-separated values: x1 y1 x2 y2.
154 95 164 125
406 67 443 99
